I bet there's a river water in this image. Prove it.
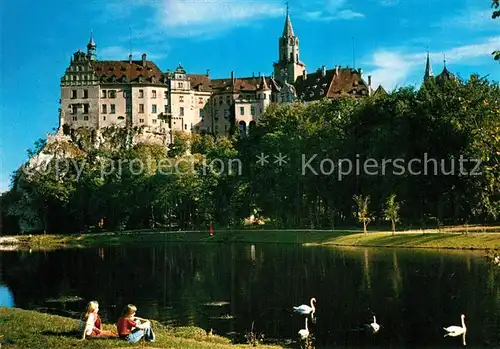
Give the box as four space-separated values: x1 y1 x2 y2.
1 243 499 348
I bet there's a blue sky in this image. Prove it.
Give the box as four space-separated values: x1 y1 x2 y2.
1 0 499 192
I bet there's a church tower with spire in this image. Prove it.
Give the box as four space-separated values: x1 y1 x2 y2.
273 5 306 84
424 52 433 81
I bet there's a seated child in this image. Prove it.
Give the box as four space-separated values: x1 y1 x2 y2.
80 300 117 339
116 304 155 343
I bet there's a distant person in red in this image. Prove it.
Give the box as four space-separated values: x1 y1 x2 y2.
210 224 214 236
116 304 155 343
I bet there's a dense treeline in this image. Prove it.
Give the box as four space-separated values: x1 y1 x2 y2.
1 76 499 234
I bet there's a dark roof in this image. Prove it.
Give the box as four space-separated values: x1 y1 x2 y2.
189 74 212 92
92 60 166 84
373 85 387 96
294 67 370 101
436 67 457 81
209 76 277 93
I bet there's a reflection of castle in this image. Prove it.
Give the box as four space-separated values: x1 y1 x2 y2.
59 10 382 141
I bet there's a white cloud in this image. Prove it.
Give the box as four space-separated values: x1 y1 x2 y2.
365 51 414 91
303 0 364 21
365 36 500 90
437 9 500 30
156 0 283 37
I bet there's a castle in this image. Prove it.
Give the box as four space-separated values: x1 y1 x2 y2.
58 10 383 144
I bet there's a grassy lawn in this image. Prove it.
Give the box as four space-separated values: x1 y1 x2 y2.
0 308 282 349
2 227 500 251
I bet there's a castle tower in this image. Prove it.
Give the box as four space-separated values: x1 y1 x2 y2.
424 52 433 80
273 6 305 84
87 31 96 61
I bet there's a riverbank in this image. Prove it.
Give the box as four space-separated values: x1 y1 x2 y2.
0 308 282 349
1 227 500 251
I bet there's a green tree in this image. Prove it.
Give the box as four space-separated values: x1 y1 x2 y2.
353 194 372 234
384 194 400 235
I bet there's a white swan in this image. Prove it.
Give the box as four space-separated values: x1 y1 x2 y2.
293 298 316 315
370 315 380 333
298 317 309 339
443 314 466 337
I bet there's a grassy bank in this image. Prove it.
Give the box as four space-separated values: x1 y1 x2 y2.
0 308 282 349
2 227 500 251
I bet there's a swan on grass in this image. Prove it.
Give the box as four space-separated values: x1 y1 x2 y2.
370 316 380 333
443 314 467 337
293 298 316 315
298 317 309 339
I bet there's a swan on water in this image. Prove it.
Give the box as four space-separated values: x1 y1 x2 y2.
298 317 309 339
370 315 380 333
293 297 316 315
443 314 466 337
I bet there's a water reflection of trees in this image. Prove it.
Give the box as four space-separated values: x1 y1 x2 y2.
1 247 500 346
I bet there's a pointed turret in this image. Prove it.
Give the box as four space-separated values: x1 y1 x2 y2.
87 31 96 61
258 75 270 91
424 52 433 80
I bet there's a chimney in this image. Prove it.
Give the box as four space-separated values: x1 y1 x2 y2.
252 72 255 78
231 71 234 81
368 75 372 86
129 54 132 64
321 65 326 77
142 53 147 67
206 69 210 77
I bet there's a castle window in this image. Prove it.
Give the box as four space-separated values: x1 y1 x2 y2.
109 90 116 98
84 116 89 121
178 82 183 88
71 90 77 99
140 118 145 123
240 107 245 115
164 91 168 99
101 90 107 98
73 116 77 121
102 104 107 114
139 104 144 113
72 105 78 114
139 89 144 98
83 104 89 114
103 116 106 121
110 104 116 114
152 104 157 113
179 96 184 103
153 119 157 124
184 124 187 130
152 90 157 99
180 107 184 116
164 105 168 113
83 90 88 99
226 96 230 104
199 97 203 104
